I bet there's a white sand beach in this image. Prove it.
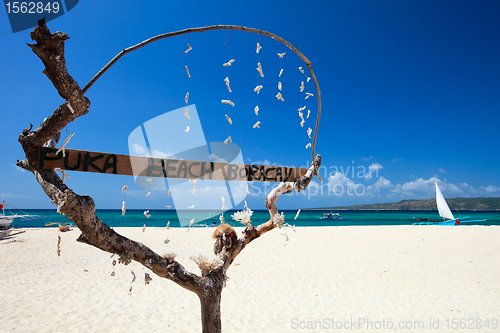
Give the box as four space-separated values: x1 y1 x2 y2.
1 226 499 332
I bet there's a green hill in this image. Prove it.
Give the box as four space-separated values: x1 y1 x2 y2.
317 197 500 211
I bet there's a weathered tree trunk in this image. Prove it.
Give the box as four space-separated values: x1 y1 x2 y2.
200 295 222 333
198 272 224 333
17 19 321 333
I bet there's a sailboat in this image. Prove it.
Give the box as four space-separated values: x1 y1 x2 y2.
413 180 487 226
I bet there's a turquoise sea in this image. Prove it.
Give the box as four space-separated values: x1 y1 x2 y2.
9 209 500 228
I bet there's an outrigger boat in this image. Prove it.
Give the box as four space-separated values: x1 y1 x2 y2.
413 180 487 226
0 199 40 230
317 211 346 220
0 199 40 239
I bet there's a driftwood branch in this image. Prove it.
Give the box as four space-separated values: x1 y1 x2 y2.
19 18 90 165
221 155 321 271
81 24 321 162
19 20 322 333
18 18 204 295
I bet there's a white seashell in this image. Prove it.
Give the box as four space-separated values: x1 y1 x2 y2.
256 62 264 77
224 77 232 92
222 100 235 106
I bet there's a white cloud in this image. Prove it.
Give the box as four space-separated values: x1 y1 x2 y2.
365 176 500 200
438 168 447 173
374 176 392 190
400 177 436 192
326 172 365 197
365 176 393 197
329 172 354 187
365 162 383 180
151 149 173 159
480 185 500 195
132 143 146 155
131 144 173 159
369 163 383 174
209 153 227 163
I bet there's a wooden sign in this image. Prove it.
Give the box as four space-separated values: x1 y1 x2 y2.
38 148 308 182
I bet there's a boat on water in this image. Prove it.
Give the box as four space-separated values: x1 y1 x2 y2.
1 203 29 229
0 199 42 233
0 203 16 230
413 180 487 226
316 212 346 220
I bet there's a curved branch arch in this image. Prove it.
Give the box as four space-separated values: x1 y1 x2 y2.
18 20 323 332
83 25 322 162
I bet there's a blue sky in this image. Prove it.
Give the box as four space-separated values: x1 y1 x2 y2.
1 0 499 210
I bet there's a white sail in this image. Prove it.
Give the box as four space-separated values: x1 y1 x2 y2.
435 180 454 220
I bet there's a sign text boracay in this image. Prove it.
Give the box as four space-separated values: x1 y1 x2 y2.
38 148 308 182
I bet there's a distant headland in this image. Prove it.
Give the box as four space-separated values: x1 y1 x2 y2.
315 197 500 211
